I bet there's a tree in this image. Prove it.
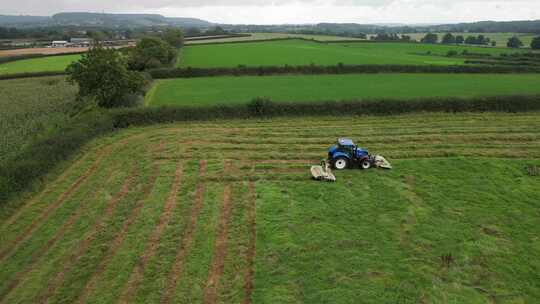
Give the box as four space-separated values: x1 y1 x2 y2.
455 35 464 44
441 33 456 44
163 28 184 48
507 36 523 48
128 36 177 70
531 36 540 50
66 46 146 108
491 41 497 47
465 35 477 44
420 33 438 44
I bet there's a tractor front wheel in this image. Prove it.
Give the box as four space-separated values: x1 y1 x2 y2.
360 159 372 170
333 157 349 170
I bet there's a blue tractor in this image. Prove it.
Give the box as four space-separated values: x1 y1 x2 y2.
328 138 391 170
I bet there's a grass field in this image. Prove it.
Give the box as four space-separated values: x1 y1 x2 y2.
146 73 540 106
0 54 80 75
1 112 539 303
185 32 364 45
178 39 529 68
0 76 77 163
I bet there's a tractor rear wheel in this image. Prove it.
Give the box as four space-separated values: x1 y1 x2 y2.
361 159 372 169
333 157 349 170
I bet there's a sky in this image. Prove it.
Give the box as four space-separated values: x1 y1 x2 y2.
2 0 540 24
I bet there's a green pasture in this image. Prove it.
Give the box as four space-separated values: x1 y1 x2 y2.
178 39 528 68
0 54 80 75
1 113 539 303
146 73 540 107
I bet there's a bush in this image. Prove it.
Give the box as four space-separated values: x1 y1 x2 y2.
446 50 458 57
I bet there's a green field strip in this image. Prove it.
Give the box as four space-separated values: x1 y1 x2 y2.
147 74 540 107
0 54 81 75
31 166 142 304
132 159 200 303
0 159 138 304
172 181 223 303
79 160 177 304
178 40 520 68
216 182 252 304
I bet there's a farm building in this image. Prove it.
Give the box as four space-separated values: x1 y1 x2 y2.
51 40 68 47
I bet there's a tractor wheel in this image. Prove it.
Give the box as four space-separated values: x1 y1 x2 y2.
333 157 349 170
360 159 372 170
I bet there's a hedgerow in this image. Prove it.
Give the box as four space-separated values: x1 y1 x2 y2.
149 64 540 79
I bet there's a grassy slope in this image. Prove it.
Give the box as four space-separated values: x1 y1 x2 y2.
147 73 540 106
0 76 77 163
1 113 539 303
0 54 80 75
178 39 526 68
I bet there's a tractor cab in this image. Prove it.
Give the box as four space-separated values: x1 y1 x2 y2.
328 138 371 170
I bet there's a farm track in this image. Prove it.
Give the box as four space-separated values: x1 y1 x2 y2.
2 113 540 303
161 160 207 304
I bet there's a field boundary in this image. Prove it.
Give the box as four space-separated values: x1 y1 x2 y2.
150 64 540 79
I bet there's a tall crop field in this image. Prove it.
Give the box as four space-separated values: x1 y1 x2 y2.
0 76 77 163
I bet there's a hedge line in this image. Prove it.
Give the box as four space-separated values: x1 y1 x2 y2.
0 71 67 80
0 51 86 65
149 64 540 78
2 94 540 205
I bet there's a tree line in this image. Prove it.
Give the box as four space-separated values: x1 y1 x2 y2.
421 33 540 49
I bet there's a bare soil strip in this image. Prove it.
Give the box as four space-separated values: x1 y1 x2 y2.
0 153 105 263
117 160 184 304
0 170 117 302
160 160 208 304
243 180 257 304
35 168 137 304
203 184 233 304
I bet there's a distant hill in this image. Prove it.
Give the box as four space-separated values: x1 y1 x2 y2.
0 12 213 28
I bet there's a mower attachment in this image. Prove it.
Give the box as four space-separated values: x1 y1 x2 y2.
311 160 336 182
374 155 392 169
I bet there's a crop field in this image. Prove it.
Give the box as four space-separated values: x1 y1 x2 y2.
178 39 529 68
0 76 77 164
1 112 539 303
146 73 540 106
0 54 80 75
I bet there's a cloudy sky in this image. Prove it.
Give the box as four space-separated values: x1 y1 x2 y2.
2 0 540 24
